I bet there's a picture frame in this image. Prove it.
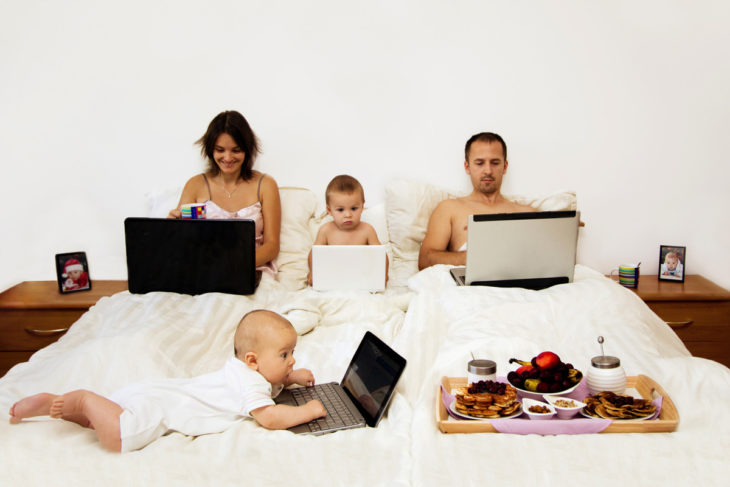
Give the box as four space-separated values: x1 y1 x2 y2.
55 251 92 293
658 245 686 282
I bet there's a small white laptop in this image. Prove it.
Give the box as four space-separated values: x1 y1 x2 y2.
450 211 580 290
312 245 387 292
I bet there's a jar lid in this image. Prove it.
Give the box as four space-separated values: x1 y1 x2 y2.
591 355 621 369
468 359 496 375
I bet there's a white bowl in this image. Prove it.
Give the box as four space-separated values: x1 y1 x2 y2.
543 395 586 419
511 377 582 401
521 398 556 420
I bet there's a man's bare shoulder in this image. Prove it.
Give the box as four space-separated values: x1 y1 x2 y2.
508 201 538 213
432 197 470 215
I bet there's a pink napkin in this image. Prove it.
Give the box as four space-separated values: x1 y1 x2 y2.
440 378 663 435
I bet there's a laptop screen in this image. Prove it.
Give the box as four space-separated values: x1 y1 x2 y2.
311 245 386 292
340 331 407 427
464 210 579 289
124 217 258 295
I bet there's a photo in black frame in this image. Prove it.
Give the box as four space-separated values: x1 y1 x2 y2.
658 245 686 282
55 251 92 293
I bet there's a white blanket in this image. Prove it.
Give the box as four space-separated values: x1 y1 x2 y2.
396 265 730 486
1 266 729 486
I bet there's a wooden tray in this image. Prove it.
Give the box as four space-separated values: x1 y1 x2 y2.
437 375 679 434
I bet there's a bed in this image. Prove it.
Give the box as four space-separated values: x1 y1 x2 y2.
1 180 728 486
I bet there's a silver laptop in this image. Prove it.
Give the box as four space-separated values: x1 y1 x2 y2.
274 331 406 435
311 245 386 292
450 210 580 290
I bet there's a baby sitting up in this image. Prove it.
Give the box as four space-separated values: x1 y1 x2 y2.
8 310 326 452
307 174 388 285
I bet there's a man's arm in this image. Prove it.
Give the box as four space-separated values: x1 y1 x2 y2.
418 201 466 270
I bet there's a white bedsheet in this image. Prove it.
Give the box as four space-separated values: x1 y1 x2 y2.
1 266 729 486
396 265 730 486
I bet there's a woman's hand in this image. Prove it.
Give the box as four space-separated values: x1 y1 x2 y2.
168 208 182 219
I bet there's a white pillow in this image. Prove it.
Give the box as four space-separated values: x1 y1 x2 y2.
146 187 182 218
275 187 319 290
384 179 577 286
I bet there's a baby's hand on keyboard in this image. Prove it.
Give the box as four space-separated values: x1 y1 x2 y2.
287 368 315 387
306 400 327 419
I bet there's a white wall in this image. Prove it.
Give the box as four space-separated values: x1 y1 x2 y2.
2 0 729 291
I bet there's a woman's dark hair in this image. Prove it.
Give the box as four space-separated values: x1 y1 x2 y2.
196 111 261 180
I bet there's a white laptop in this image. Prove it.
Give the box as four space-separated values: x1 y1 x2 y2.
312 245 387 292
450 211 580 290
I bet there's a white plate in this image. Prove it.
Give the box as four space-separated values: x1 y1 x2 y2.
579 408 654 421
511 378 581 398
449 400 523 421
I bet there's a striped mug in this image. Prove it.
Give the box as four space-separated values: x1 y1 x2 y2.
611 264 640 288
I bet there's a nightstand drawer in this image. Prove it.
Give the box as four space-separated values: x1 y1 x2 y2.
0 352 34 375
0 309 84 351
646 300 730 366
646 301 730 331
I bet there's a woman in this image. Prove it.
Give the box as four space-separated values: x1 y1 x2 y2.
169 111 281 273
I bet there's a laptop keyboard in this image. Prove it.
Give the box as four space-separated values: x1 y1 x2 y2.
290 383 360 432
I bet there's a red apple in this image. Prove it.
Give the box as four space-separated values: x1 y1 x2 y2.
516 365 535 376
535 351 561 370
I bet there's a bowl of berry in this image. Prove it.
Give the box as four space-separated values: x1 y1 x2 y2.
506 351 582 400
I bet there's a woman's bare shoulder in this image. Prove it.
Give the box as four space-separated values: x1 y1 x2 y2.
183 173 207 190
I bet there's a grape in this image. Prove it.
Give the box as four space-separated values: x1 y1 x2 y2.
468 380 506 395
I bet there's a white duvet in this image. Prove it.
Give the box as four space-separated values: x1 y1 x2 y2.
1 266 729 486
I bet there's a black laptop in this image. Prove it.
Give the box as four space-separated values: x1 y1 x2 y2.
275 331 407 435
124 217 259 295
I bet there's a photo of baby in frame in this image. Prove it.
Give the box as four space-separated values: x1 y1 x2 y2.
55 252 92 293
659 245 686 282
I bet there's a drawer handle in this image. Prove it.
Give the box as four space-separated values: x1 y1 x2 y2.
667 320 693 330
24 327 69 337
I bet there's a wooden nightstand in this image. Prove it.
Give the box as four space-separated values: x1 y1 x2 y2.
0 280 128 377
618 275 730 368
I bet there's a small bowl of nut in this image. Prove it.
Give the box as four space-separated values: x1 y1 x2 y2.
521 398 556 420
543 395 586 419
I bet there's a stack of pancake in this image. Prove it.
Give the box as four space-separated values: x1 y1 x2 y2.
454 382 521 418
583 391 656 419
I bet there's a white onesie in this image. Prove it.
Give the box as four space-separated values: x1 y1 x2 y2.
109 356 281 452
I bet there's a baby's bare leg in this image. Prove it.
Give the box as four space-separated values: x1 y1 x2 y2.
50 390 123 452
9 393 58 424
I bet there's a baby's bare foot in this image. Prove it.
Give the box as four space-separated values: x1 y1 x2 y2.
50 396 66 419
9 393 57 424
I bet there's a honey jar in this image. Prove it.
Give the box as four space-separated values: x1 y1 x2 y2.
586 355 626 395
467 359 496 385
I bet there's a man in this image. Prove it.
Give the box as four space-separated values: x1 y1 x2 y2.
418 132 535 270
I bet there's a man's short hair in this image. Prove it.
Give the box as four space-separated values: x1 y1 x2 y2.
465 132 507 161
325 174 365 205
